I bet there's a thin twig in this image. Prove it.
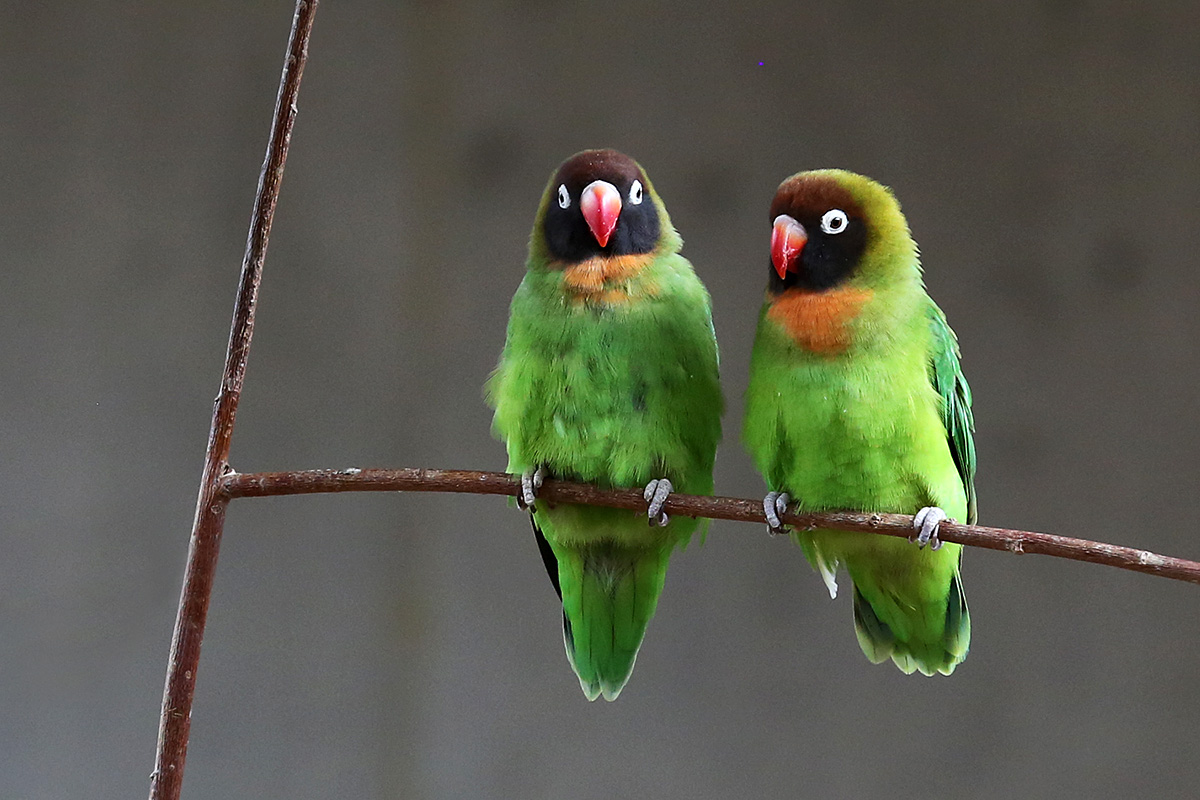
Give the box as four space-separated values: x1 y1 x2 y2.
149 3 318 799
220 468 1200 585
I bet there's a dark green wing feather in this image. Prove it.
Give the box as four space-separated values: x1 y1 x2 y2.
927 302 977 524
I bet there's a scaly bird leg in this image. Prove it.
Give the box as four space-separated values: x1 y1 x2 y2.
643 478 673 527
518 466 545 512
763 491 791 536
912 506 950 550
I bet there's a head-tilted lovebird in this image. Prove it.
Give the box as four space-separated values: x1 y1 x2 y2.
487 149 723 700
743 169 976 676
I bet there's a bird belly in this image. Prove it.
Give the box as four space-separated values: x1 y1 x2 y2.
499 311 716 549
755 361 965 522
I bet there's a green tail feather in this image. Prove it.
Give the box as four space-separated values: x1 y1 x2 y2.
552 541 669 701
851 569 970 677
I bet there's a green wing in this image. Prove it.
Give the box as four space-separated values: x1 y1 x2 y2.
927 302 977 524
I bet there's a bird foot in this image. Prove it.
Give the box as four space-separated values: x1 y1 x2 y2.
643 478 673 527
764 491 791 535
911 506 952 550
518 467 545 512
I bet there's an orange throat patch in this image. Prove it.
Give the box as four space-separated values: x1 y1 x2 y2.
560 253 656 305
767 286 873 354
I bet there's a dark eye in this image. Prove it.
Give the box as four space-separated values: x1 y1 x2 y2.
821 209 848 234
629 179 644 205
557 184 570 209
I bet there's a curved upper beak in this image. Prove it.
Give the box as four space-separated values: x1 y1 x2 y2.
580 180 622 248
771 214 807 281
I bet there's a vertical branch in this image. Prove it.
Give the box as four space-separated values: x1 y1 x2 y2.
149 3 319 799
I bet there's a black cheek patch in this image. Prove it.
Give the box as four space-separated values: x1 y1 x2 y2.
769 218 867 293
543 205 598 262
800 237 857 290
542 190 661 263
607 202 660 256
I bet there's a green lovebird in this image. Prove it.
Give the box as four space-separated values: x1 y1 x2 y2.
743 169 976 676
487 149 723 700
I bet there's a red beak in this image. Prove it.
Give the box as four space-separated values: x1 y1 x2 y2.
580 180 622 248
771 214 807 280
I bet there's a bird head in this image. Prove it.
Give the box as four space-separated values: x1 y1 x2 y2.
539 149 666 264
762 169 921 353
767 170 875 292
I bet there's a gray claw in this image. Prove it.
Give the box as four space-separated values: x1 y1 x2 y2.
912 506 949 550
643 478 673 527
519 467 545 512
764 492 791 535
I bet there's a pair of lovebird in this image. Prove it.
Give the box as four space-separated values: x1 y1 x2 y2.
487 149 976 701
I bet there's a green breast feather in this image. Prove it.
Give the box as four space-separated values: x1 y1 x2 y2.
489 254 722 508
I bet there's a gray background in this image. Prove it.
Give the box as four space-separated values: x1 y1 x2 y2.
3 2 1199 798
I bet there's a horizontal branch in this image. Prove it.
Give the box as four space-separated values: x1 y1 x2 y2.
220 467 1200 586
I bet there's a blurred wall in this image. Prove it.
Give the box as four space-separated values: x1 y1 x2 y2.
2 2 1199 798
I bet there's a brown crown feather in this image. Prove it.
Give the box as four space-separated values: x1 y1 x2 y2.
554 149 645 190
769 174 864 222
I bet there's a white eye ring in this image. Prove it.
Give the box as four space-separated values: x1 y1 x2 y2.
821 209 849 234
557 184 570 209
629 179 644 205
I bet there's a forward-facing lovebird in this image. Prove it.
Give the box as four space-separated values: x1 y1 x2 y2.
743 169 976 676
487 149 723 700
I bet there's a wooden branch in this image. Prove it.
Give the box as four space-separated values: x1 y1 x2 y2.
149 3 319 799
220 468 1200 586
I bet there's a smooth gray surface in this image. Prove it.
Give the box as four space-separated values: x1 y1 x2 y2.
3 2 1199 798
